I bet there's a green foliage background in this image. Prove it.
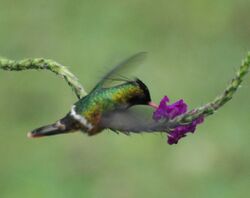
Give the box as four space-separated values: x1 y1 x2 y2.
0 0 249 197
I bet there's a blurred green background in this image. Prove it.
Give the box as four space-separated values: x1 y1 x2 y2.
0 0 250 197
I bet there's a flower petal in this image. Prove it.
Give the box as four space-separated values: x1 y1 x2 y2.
153 96 188 121
167 117 204 145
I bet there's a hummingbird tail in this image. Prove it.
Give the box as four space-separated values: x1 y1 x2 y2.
27 121 71 138
27 114 78 138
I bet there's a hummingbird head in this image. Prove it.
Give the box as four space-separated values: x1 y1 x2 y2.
127 78 152 106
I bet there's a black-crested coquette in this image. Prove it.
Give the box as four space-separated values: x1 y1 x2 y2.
28 52 164 138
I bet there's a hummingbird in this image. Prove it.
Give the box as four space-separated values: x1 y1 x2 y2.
28 52 164 138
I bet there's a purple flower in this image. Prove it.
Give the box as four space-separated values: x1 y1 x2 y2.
153 96 188 121
167 117 204 145
152 96 205 145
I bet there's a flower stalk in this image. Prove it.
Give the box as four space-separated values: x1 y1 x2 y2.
171 52 250 128
151 52 250 144
0 57 87 99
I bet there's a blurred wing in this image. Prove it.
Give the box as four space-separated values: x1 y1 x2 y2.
93 52 147 90
100 106 170 133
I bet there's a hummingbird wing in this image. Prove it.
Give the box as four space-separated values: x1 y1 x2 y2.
93 52 147 90
100 106 171 134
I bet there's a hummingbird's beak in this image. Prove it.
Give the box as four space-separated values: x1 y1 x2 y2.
148 101 158 109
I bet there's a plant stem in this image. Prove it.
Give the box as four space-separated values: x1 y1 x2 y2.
172 52 250 127
0 57 87 99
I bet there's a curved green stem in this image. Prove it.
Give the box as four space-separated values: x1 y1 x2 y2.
172 52 250 127
0 57 87 99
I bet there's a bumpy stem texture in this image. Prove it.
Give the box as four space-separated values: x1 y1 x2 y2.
0 57 87 99
171 52 250 128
